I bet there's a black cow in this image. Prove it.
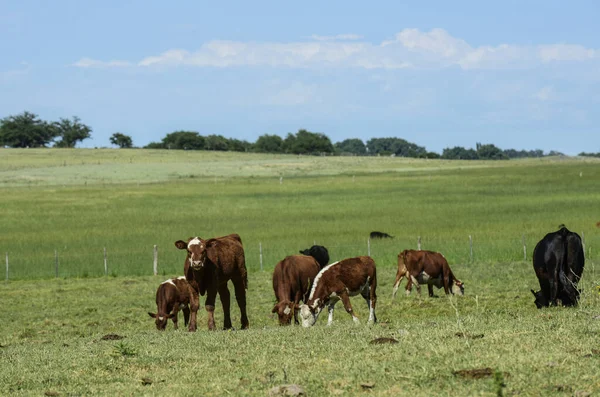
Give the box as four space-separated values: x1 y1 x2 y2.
299 245 329 269
531 225 584 308
370 231 393 239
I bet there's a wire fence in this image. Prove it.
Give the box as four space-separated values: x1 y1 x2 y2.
3 233 598 281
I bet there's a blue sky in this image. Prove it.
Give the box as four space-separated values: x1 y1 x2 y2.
1 1 599 154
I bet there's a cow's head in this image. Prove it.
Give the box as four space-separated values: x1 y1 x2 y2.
452 280 465 296
175 237 214 270
148 311 175 330
531 289 548 309
272 301 294 325
298 303 318 327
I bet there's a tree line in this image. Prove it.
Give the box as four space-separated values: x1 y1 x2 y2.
1 110 589 159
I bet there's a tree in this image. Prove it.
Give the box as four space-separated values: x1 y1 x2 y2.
365 137 426 157
441 146 479 160
228 138 252 152
0 111 58 148
161 131 205 150
476 143 508 160
110 132 133 148
255 134 284 153
53 116 92 148
284 129 334 155
335 138 366 155
204 134 229 151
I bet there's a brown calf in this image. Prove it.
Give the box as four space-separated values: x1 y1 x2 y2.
392 249 464 298
298 256 377 327
175 233 248 331
148 276 199 331
272 255 321 325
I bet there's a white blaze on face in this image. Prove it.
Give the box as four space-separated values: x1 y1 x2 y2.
452 282 464 295
187 237 205 268
283 306 291 315
299 304 316 327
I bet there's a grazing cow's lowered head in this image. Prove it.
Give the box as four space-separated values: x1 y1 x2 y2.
272 300 295 325
148 312 174 331
298 303 318 328
175 237 213 270
531 289 548 309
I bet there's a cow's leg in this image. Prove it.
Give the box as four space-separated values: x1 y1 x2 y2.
182 305 190 327
405 275 413 296
410 275 422 295
233 277 249 329
218 283 233 330
293 291 302 325
327 301 337 326
428 283 435 297
188 290 199 332
361 287 377 324
170 307 179 330
205 284 218 331
392 272 405 298
442 267 451 295
339 292 359 324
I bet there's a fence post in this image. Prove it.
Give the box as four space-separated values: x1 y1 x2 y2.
104 247 108 276
522 234 526 261
55 249 59 278
153 245 158 276
469 235 473 263
417 236 421 251
5 252 8 282
259 242 263 271
367 239 371 256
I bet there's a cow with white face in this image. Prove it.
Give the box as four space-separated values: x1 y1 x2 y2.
175 234 249 331
271 255 320 325
298 256 377 328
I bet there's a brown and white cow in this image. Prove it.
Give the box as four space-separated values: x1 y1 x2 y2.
392 249 464 298
148 276 199 331
298 256 377 327
272 255 321 325
175 234 248 331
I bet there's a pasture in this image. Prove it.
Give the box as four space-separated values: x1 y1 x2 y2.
1 149 600 396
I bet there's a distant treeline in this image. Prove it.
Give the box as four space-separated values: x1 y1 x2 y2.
0 110 587 159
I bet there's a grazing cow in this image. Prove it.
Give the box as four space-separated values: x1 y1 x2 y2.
392 249 464 298
272 255 321 325
175 234 249 331
531 225 584 308
298 256 377 327
298 245 330 268
148 276 199 331
370 231 393 239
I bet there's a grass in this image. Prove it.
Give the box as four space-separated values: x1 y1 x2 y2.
1 149 600 395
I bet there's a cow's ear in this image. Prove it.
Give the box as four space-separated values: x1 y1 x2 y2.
175 240 188 250
272 305 278 313
205 238 218 248
167 313 176 319
530 289 536 297
148 312 157 318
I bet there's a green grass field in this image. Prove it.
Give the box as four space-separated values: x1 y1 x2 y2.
1 149 600 396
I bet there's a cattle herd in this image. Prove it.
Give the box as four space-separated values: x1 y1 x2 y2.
148 225 585 331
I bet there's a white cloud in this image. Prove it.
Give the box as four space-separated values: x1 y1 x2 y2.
72 57 132 68
73 29 600 71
